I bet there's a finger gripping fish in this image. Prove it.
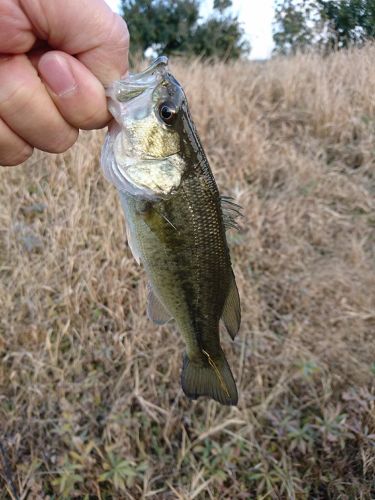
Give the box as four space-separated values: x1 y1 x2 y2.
101 57 241 405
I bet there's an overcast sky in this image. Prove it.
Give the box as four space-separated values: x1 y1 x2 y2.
104 0 275 60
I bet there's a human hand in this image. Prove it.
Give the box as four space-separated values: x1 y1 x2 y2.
0 0 129 166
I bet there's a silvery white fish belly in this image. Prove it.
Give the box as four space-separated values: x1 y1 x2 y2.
101 57 241 406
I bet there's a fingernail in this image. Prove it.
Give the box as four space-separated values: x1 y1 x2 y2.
39 53 77 97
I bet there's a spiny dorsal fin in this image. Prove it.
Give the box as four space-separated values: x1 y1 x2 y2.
222 270 241 340
221 196 243 231
147 284 172 325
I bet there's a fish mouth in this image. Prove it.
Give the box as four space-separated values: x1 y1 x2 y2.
105 56 184 124
129 56 169 82
105 56 169 104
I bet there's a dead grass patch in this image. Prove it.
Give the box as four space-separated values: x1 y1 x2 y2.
0 46 374 498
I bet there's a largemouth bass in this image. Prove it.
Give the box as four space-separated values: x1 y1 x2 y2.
101 57 241 405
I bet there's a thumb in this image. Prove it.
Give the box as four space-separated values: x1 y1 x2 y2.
38 51 109 130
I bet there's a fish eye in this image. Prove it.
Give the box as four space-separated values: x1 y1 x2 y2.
159 103 177 125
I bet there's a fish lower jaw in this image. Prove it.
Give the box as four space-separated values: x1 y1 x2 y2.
114 155 184 199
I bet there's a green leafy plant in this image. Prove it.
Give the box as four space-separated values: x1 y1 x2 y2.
98 449 147 491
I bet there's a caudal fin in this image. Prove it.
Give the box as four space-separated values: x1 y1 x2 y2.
181 350 238 406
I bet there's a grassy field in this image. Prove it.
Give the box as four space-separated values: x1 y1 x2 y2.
0 46 374 498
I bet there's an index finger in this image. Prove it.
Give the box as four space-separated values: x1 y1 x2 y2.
18 0 129 84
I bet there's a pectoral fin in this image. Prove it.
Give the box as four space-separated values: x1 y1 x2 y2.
125 221 141 265
222 270 241 340
147 284 172 325
118 191 142 265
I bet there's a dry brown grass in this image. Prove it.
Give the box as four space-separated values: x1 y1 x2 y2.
1 46 375 498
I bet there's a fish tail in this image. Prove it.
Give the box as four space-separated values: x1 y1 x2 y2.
181 349 238 406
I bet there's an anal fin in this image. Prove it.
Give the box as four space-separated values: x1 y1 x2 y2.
222 270 241 340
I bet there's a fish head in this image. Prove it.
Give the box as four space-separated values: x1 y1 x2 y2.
102 57 188 199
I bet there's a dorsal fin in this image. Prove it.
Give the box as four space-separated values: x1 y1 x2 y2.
221 196 243 231
147 284 172 325
222 270 241 340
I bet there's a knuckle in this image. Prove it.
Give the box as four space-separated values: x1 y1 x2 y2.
100 14 129 80
97 12 129 54
115 14 130 47
108 13 129 49
0 76 41 119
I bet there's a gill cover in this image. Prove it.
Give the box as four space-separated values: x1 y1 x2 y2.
101 57 186 199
